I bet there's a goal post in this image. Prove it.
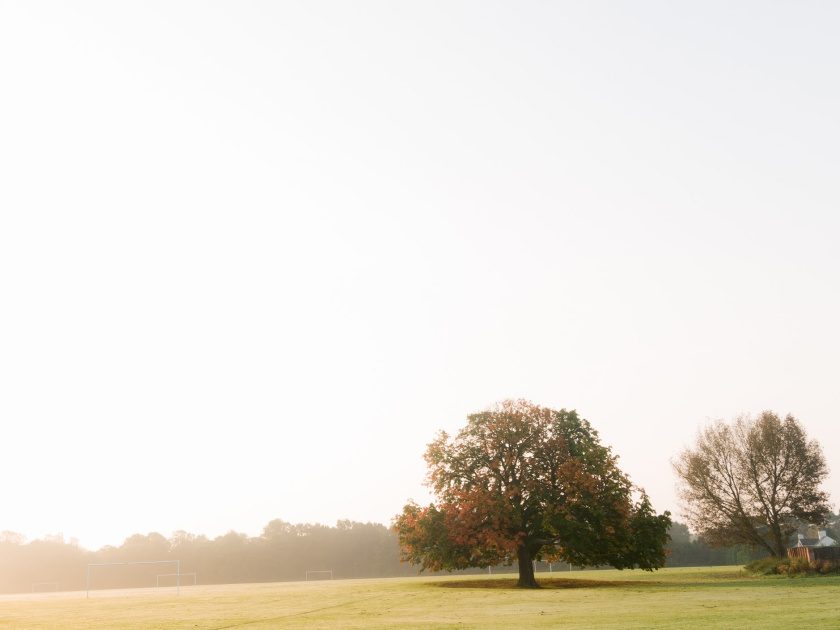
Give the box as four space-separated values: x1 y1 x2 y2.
305 569 333 581
86 560 181 598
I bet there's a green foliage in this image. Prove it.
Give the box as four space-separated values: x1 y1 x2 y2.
393 502 503 571
627 495 673 570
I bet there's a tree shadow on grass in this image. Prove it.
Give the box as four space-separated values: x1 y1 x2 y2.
435 577 662 590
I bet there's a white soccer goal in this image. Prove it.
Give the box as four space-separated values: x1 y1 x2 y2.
86 560 182 598
31 581 60 592
156 572 197 587
305 569 333 580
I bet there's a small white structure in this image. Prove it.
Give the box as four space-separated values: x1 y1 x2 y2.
796 529 836 548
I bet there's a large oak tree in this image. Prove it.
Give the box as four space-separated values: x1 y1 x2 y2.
394 400 670 587
673 411 830 557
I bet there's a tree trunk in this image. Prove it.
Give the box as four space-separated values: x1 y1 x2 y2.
517 545 539 588
770 522 787 558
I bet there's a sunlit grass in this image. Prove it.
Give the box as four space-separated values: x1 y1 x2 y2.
1 566 838 629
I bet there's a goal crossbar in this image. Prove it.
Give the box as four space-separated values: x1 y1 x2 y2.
86 560 181 598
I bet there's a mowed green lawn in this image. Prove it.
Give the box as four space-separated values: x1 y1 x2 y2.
1 566 839 629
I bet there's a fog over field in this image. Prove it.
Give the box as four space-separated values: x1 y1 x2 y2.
1 1 839 549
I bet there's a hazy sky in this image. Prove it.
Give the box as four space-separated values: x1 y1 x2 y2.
2 1 839 550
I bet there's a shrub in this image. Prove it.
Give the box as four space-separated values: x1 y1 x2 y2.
746 555 840 576
745 557 785 575
745 556 810 576
787 557 811 575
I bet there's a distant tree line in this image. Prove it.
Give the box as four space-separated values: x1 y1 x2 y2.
0 520 414 594
0 517 782 594
664 522 764 567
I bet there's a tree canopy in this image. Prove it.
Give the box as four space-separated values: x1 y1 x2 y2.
673 411 830 557
394 400 671 587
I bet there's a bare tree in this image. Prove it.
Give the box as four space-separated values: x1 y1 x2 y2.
673 411 830 557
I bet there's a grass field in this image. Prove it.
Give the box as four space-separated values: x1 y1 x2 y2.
1 566 839 629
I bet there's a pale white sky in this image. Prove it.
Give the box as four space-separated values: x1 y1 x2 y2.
1 1 838 550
